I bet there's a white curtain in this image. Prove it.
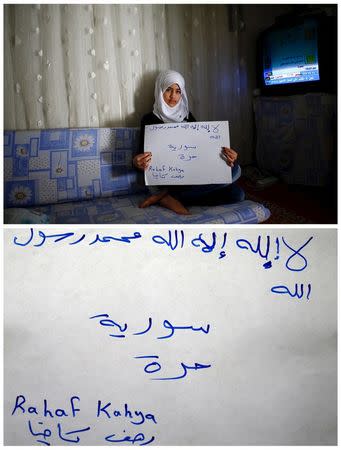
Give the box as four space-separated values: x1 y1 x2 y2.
4 4 252 162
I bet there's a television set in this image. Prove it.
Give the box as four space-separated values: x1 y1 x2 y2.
257 12 336 95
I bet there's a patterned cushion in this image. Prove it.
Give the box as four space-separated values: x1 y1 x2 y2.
4 126 271 223
4 127 143 208
4 196 270 224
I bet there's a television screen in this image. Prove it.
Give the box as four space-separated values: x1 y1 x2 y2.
262 17 320 87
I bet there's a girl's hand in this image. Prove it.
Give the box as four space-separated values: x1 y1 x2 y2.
222 147 238 167
133 152 152 170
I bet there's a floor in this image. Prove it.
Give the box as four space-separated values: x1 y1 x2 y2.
239 176 337 224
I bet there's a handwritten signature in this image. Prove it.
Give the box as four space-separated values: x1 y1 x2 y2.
12 395 157 446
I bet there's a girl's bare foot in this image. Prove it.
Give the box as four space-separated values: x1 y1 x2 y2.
160 194 191 215
139 190 168 208
139 191 190 215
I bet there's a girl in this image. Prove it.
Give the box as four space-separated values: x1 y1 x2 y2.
133 70 244 214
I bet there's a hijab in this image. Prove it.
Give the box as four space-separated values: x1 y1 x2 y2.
152 70 189 123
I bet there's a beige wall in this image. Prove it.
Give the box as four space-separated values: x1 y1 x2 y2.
4 4 292 163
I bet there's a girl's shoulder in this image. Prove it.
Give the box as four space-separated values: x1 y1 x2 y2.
187 111 196 122
141 112 163 126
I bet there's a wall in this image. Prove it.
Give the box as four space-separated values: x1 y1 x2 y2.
4 6 240 125
3 4 301 164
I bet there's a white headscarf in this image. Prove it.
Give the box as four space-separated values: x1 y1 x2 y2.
152 70 189 123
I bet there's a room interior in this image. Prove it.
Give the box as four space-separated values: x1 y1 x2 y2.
3 4 337 224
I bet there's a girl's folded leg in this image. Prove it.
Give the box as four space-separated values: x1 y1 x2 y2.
139 186 190 214
139 186 168 208
159 194 191 215
140 165 244 209
168 165 245 206
212 183 245 204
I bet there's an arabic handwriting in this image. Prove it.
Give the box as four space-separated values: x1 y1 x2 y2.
179 154 198 162
157 320 210 339
14 229 75 248
89 314 128 338
151 362 212 381
275 237 280 260
12 228 143 247
221 232 227 249
135 355 211 381
236 235 271 266
271 283 312 300
89 232 142 246
134 356 162 374
152 229 185 251
28 420 91 446
90 314 210 341
219 232 228 259
133 318 153 336
167 144 197 152
149 122 223 136
13 227 34 247
57 423 91 443
105 431 155 445
28 420 52 446
12 229 314 271
35 231 76 247
11 231 314 297
69 234 86 245
281 236 313 272
191 232 217 253
235 235 314 272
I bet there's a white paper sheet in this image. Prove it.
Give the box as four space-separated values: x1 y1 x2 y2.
4 228 337 445
144 121 232 185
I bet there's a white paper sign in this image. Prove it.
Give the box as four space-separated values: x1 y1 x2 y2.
4 228 337 446
144 121 232 185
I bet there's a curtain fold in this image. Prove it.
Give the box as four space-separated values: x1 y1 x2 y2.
4 4 251 163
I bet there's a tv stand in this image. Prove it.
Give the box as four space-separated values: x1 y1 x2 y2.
253 93 336 187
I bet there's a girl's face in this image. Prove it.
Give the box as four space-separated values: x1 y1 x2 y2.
163 83 181 107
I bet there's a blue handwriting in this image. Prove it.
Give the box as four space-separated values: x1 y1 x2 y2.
179 154 197 161
167 144 197 152
105 431 154 445
12 395 81 418
152 229 185 251
88 232 142 245
96 401 157 425
90 314 210 340
12 230 314 273
157 320 210 339
134 355 211 381
271 283 312 300
89 314 128 338
13 396 157 446
281 236 313 272
28 419 90 446
13 229 143 247
149 122 222 137
235 234 313 271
